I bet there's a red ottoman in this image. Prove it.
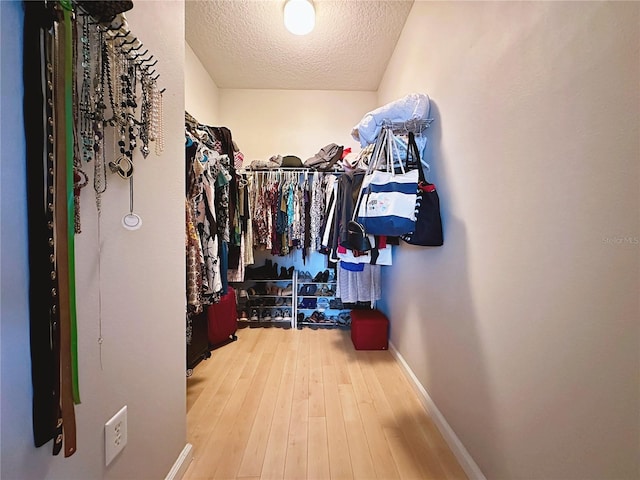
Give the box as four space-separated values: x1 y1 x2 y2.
350 309 389 350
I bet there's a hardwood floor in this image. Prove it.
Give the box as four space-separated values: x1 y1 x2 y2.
184 326 467 480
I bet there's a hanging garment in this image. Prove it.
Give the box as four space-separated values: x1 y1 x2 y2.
336 264 382 305
310 173 325 250
186 199 204 313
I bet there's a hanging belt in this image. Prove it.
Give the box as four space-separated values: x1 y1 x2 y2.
53 9 77 458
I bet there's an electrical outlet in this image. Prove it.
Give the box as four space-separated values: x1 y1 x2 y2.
105 406 127 466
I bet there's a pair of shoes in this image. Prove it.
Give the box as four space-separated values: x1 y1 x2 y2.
316 297 330 311
309 311 326 323
298 270 312 280
298 284 318 296
316 285 334 296
329 298 344 309
246 259 277 280
337 312 351 326
263 285 277 295
312 269 330 283
278 266 295 279
298 298 317 309
248 283 267 296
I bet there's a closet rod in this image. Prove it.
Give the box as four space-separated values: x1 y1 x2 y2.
381 118 433 135
240 168 342 175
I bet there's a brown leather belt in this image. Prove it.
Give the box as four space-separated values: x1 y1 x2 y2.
53 12 77 458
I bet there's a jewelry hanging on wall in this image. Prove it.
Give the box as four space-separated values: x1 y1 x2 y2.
139 75 152 158
147 82 164 157
93 30 108 211
107 46 136 179
72 17 89 233
122 176 142 230
78 14 94 163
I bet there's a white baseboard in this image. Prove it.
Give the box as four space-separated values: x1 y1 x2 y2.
388 342 486 480
165 443 193 480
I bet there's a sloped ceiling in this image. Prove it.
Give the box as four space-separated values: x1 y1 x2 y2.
185 0 414 91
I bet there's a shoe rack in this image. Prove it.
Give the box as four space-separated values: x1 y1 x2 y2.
232 261 351 329
295 270 351 328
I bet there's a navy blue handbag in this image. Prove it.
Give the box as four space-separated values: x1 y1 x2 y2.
401 133 443 246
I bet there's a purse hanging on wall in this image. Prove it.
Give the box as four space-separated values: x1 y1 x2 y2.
357 126 419 236
341 126 390 252
401 132 444 246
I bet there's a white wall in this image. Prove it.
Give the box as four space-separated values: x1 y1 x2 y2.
186 42 219 124
378 1 640 478
0 1 187 479
218 89 376 163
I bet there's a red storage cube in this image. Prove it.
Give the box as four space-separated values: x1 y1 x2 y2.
350 309 389 350
207 286 238 348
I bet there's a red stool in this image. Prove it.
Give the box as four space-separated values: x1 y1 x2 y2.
350 309 389 350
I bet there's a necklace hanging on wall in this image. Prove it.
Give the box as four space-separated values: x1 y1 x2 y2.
122 176 142 230
78 14 94 163
108 59 137 179
93 31 108 211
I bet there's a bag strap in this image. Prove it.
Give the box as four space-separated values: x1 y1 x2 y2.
353 127 388 221
387 129 405 176
407 132 426 184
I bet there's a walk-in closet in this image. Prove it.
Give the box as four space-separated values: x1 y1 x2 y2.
3 1 638 480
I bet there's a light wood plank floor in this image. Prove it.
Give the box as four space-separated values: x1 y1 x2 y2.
184 326 467 480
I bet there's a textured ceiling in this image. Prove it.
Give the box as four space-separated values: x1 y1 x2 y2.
185 0 414 91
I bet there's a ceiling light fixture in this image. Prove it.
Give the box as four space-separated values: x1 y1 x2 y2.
284 0 315 36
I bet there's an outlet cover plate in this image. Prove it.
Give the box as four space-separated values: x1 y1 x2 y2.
105 405 127 466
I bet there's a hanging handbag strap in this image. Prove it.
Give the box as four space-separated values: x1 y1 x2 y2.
407 132 426 184
352 126 389 222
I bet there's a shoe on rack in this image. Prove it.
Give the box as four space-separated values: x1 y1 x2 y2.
299 271 312 281
279 266 288 279
312 270 324 282
261 309 272 322
273 309 284 321
283 309 292 321
299 297 316 309
287 266 294 279
329 298 344 309
280 284 293 296
338 312 351 326
317 297 330 311
246 259 272 279
239 310 248 320
250 309 259 321
297 312 305 324
321 269 330 283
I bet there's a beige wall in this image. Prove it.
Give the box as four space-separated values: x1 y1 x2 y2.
218 89 377 163
378 1 640 478
186 41 220 124
1 1 187 479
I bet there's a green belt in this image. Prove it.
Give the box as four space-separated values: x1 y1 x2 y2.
54 4 77 457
